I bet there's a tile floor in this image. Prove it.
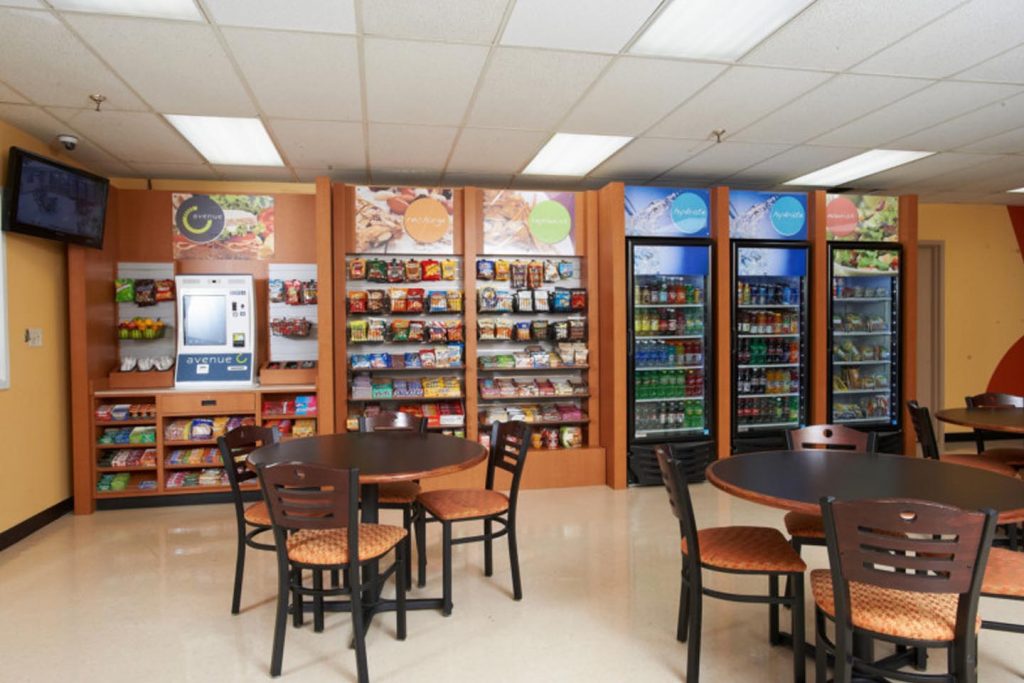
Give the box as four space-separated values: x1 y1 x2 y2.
1 482 1021 682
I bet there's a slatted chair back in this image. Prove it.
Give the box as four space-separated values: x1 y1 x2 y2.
358 411 427 433
655 444 701 574
906 400 941 460
965 392 1024 453
786 424 876 452
218 425 279 517
485 421 531 508
820 497 996 646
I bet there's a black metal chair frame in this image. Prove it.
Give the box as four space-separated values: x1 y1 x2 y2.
964 392 1024 455
218 425 280 615
815 496 997 683
656 445 806 683
414 420 530 616
258 462 408 682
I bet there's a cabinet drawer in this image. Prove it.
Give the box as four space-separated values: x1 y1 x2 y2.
159 392 256 416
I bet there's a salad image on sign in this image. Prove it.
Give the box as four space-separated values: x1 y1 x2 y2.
172 194 274 260
482 190 576 255
354 187 455 254
833 248 899 276
624 186 710 237
826 194 899 242
729 190 807 240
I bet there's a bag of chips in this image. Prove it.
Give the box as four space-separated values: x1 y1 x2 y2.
390 319 410 342
478 287 498 312
494 259 510 281
428 322 447 343
152 279 174 302
388 288 408 313
515 322 531 341
516 290 533 312
387 259 405 283
405 259 422 282
406 288 425 313
366 259 388 282
422 259 441 281
534 290 550 311
428 291 448 313
527 260 544 289
510 261 527 289
495 319 513 340
348 291 368 313
446 320 463 342
495 290 515 313
408 320 425 343
115 278 135 303
570 288 587 311
441 259 458 280
302 280 318 305
419 349 436 368
569 318 586 340
552 320 569 340
478 319 496 340
557 260 574 280
134 279 156 307
531 320 549 340
476 259 495 280
348 320 368 343
446 290 463 312
367 318 387 342
551 288 572 312
348 258 366 280
367 290 386 313
285 280 303 305
544 260 559 282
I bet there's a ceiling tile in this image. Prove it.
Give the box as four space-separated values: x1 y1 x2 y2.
467 48 610 130
812 81 1022 147
51 108 203 163
212 165 296 181
723 144 865 184
958 126 1024 154
222 28 361 121
204 0 355 34
0 81 28 104
367 123 457 172
956 44 1024 84
663 141 792 181
731 74 929 144
501 0 661 53
364 38 487 126
742 0 963 71
0 9 146 110
268 119 364 170
446 127 547 174
66 15 256 116
560 58 725 136
130 162 219 180
889 92 1024 151
362 0 507 43
589 137 711 180
648 66 831 140
848 152 1000 189
0 103 75 145
851 0 1024 78
0 1 43 6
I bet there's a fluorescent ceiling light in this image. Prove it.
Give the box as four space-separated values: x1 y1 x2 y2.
784 149 935 187
523 133 632 176
631 0 813 61
1009 187 1024 193
165 115 284 166
49 0 203 21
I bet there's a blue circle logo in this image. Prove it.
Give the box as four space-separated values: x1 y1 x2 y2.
670 192 708 235
770 196 805 237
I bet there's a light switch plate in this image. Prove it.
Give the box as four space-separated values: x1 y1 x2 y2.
25 328 43 347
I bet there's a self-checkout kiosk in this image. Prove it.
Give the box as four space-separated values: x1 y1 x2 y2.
174 274 256 387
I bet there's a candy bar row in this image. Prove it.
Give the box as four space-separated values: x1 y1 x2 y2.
479 377 588 400
348 319 464 344
478 317 586 342
351 375 463 401
478 287 586 313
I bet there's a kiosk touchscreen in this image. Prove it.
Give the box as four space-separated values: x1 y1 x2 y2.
174 274 256 387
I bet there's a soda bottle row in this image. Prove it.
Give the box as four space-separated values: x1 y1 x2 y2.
636 278 704 305
737 338 800 365
635 369 704 400
737 279 800 306
737 368 799 395
737 396 800 425
634 340 704 368
634 309 704 336
736 309 799 335
636 401 705 431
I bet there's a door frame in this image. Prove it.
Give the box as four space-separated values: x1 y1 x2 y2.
918 240 945 444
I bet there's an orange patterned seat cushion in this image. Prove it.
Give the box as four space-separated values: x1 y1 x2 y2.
682 526 806 573
811 569 980 641
983 547 1024 598
243 501 271 527
378 481 421 505
417 489 509 521
286 525 407 566
939 453 1019 478
784 511 825 539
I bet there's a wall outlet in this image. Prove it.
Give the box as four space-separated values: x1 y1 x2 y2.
25 328 43 347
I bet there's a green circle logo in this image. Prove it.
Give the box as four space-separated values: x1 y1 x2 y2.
528 200 571 245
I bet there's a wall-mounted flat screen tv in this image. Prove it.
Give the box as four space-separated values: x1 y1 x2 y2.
3 147 109 249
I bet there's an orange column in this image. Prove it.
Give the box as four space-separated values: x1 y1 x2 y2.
900 195 919 455
314 177 335 433
712 186 732 459
808 190 828 425
597 183 628 488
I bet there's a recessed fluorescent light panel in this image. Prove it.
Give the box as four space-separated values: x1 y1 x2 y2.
523 133 632 176
784 150 935 187
1009 187 1024 193
631 0 813 60
49 0 203 21
165 115 284 166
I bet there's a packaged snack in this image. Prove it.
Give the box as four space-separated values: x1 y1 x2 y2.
155 279 175 302
477 259 496 280
544 260 559 282
405 259 422 282
531 320 549 341
419 349 436 368
478 319 496 340
570 288 587 311
446 320 464 342
406 288 425 313
516 290 533 312
408 320 426 343
302 280 318 305
557 260 574 280
390 319 410 342
495 319 514 340
560 426 583 449
510 260 527 289
115 278 135 303
428 322 447 343
350 354 372 369
527 260 544 289
551 288 572 311
428 291 448 313
366 259 388 282
479 287 499 311
422 259 442 281
388 288 408 313
348 320 368 342
569 317 587 341
515 322 532 341
495 290 515 313
534 290 550 311
441 259 458 281
348 291 368 313
367 318 387 342
384 259 403 283
494 259 510 281
573 345 589 366
285 279 303 305
403 352 422 368
367 289 386 313
446 290 463 313
446 343 463 365
552 320 569 340
434 346 453 368
348 258 366 280
134 279 156 307
514 352 533 369
543 428 560 449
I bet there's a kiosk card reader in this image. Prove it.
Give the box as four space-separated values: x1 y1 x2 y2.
174 274 256 387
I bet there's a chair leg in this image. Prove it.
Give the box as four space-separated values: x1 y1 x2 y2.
231 534 246 615
270 559 290 677
416 509 427 589
484 518 493 577
950 635 978 683
330 569 340 588
396 539 407 641
402 506 413 588
769 574 781 646
349 564 369 683
791 573 806 683
292 568 304 628
686 579 702 683
508 520 523 601
834 622 853 683
814 608 827 683
677 565 690 643
442 522 453 616
313 571 324 633
784 538 802 603
914 644 928 671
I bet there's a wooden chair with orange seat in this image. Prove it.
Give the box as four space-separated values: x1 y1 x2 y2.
218 424 280 615
964 392 1024 467
906 401 1019 478
656 444 807 683
814 496 997 683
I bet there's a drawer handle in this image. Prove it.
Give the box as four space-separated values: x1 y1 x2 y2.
202 399 217 407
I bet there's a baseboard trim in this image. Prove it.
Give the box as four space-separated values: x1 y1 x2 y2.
0 497 73 551
96 489 260 511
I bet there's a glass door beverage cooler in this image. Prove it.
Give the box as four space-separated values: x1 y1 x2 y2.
827 246 901 440
627 241 714 482
731 244 809 451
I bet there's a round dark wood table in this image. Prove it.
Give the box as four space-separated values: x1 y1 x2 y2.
934 406 1024 435
707 449 1024 524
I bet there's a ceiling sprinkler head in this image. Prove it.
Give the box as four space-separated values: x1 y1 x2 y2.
89 94 107 112
712 129 726 143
